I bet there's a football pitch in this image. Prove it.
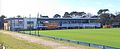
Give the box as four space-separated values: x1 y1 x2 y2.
27 28 120 48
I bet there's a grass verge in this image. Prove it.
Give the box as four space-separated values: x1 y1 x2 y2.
0 31 50 49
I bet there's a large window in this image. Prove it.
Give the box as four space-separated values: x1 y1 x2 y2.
27 21 34 24
81 20 89 23
12 20 24 26
89 19 98 23
27 21 34 29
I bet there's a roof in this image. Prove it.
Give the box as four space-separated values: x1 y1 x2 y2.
6 17 100 20
40 16 49 18
37 18 100 20
6 18 24 20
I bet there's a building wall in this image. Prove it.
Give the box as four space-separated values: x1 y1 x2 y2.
61 23 101 27
0 18 4 29
37 18 101 29
4 23 9 30
23 18 37 29
7 18 37 30
8 18 24 30
7 18 101 30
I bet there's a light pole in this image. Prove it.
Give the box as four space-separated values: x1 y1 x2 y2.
13 17 15 31
23 17 25 33
35 13 39 35
29 14 31 35
37 14 40 36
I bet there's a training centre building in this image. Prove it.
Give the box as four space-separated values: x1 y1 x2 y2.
6 17 101 31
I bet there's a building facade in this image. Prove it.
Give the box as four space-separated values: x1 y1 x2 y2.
7 18 37 31
37 18 101 29
7 17 101 30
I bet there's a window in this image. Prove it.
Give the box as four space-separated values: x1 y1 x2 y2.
27 21 34 29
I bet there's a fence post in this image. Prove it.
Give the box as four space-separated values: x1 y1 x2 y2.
88 43 90 47
103 45 105 49
38 29 40 36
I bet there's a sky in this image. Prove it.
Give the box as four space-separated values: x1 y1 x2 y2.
1 0 120 18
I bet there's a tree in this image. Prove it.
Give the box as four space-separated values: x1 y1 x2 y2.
103 9 109 13
97 9 109 15
70 11 78 16
0 15 6 29
17 15 21 18
0 15 6 22
115 12 120 19
78 12 86 16
53 14 61 18
97 9 103 15
69 11 86 18
110 14 116 19
99 13 112 25
63 12 71 18
0 15 6 18
97 9 111 25
115 13 120 22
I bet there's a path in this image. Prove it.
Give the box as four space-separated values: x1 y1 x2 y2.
1 31 98 49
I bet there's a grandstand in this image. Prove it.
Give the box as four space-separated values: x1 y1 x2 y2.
6 17 101 30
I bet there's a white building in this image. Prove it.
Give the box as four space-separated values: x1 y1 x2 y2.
7 17 101 30
23 18 37 29
7 18 37 31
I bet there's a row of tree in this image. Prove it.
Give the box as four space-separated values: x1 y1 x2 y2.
1 9 120 26
53 11 88 18
53 9 120 26
97 9 120 26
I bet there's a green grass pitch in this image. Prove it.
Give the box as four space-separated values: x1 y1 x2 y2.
29 28 120 48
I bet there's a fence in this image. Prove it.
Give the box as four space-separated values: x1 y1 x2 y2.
13 31 120 49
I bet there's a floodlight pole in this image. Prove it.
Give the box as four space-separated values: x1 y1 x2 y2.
14 17 15 32
38 22 39 36
37 13 39 36
35 18 37 35
23 17 25 33
29 14 31 35
18 17 19 33
37 20 39 36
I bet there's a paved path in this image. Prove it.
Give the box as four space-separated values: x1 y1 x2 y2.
1 31 98 49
